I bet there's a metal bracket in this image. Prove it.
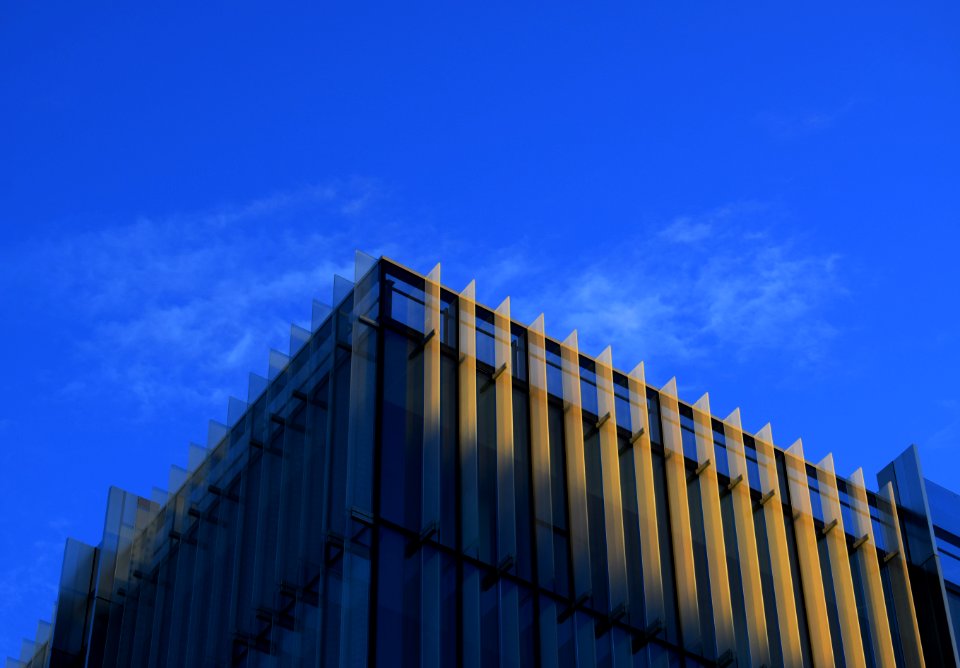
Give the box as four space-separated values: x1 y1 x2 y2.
594 602 628 638
482 555 515 590
405 521 438 557
632 618 664 652
207 484 239 502
408 329 436 359
557 590 591 623
727 473 744 491
357 315 379 329
291 389 326 408
350 506 375 527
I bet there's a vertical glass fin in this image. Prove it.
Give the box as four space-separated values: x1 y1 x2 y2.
659 377 703 654
421 263 442 668
227 396 247 427
268 349 289 381
784 440 834 666
337 255 379 666
312 299 332 332
559 330 596 665
722 411 771 667
187 442 208 473
626 362 668 667
458 279 482 668
595 346 632 663
754 423 803 666
290 323 311 357
354 249 377 283
527 313 560 665
594 347 629 613
493 296 520 666
247 372 268 404
879 482 927 666
333 274 353 306
847 468 897 668
692 393 735 660
815 454 867 667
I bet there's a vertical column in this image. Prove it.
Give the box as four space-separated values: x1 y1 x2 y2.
722 411 770 667
86 487 136 666
878 445 958 666
527 314 559 666
658 378 702 654
421 264 442 668
595 347 631 665
815 455 866 668
691 394 735 661
339 255 380 667
626 363 667 665
559 331 595 665
847 469 897 668
50 539 98 664
121 496 160 665
310 309 342 667
754 424 803 666
879 482 926 667
595 348 629 614
783 440 834 667
458 281 482 668
494 297 520 667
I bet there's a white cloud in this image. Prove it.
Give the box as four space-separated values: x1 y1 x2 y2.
4 190 843 420
757 99 857 140
0 529 67 654
504 203 844 370
6 180 402 418
926 399 960 452
659 216 713 244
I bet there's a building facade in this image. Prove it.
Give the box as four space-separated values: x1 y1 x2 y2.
8 254 960 667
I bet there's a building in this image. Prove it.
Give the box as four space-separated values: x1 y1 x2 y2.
8 253 960 667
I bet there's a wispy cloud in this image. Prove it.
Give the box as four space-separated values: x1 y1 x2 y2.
503 204 845 371
0 522 69 654
4 188 844 419
5 180 405 418
927 399 960 452
757 99 857 140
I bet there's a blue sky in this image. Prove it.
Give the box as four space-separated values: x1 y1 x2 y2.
2 1 959 653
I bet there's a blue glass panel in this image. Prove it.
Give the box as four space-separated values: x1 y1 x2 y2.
385 273 426 333
646 390 662 446
476 309 496 367
742 436 762 491
713 428 730 479
545 343 563 398
579 362 599 417
511 325 527 382
679 410 698 462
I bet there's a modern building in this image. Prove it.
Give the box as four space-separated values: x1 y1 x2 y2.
8 254 960 667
